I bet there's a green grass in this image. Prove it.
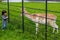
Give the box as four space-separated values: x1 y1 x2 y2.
0 2 60 40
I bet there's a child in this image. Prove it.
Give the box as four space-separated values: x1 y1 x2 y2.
2 10 8 30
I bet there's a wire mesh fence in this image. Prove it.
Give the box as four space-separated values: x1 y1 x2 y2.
0 1 60 40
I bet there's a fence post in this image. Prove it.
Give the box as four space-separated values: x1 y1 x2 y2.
7 0 10 22
22 0 24 33
45 0 48 40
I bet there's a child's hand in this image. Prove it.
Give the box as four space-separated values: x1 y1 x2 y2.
6 16 8 18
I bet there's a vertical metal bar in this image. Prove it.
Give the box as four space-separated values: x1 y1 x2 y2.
22 0 24 33
7 0 9 22
45 0 47 40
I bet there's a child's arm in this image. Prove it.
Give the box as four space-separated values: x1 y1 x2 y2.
6 16 8 19
2 16 8 20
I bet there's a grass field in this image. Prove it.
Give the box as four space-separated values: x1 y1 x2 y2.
0 2 60 40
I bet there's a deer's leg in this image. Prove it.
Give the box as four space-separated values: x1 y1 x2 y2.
53 23 58 33
36 23 39 34
57 28 58 33
35 17 39 34
49 21 58 33
53 27 55 33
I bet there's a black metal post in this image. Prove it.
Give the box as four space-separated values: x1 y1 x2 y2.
7 0 10 22
45 0 48 40
22 0 24 33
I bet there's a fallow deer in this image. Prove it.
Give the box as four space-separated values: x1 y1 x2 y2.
20 8 58 34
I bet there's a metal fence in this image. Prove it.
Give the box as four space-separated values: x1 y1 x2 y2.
0 0 60 40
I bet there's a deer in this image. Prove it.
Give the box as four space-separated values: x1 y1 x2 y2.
20 8 58 34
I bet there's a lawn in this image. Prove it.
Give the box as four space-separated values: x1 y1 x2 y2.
0 2 60 40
